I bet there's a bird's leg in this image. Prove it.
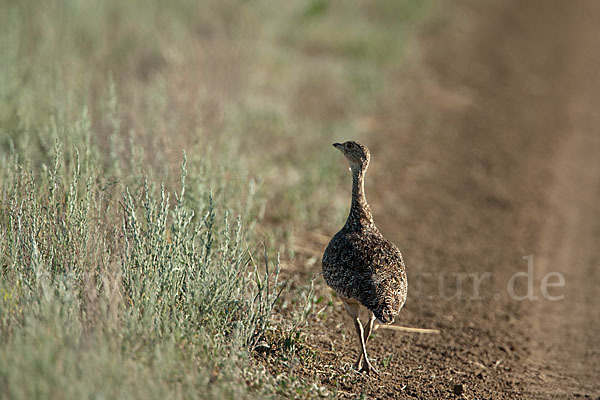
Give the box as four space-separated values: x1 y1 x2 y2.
343 301 378 374
356 311 377 369
364 311 377 342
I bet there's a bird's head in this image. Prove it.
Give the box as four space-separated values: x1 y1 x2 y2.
333 141 370 171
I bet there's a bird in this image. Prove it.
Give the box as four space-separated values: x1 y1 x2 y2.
322 140 407 374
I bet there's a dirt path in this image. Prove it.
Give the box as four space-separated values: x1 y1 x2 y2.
370 0 600 397
289 0 600 398
526 2 600 397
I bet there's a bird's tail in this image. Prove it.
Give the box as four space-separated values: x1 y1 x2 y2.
373 307 395 324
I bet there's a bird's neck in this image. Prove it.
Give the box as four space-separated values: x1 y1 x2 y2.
346 163 374 228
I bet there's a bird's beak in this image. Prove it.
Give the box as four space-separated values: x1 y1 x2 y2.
333 143 343 151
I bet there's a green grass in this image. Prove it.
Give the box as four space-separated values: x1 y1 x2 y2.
0 0 431 398
0 116 280 398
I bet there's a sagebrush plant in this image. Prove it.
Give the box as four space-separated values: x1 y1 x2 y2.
0 99 282 398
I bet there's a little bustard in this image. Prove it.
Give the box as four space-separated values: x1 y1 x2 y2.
322 141 407 374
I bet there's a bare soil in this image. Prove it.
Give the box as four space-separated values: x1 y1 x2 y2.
263 0 600 398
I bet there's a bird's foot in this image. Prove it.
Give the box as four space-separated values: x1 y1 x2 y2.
354 356 363 371
358 359 378 375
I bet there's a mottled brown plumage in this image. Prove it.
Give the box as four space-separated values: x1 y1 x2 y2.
322 141 407 374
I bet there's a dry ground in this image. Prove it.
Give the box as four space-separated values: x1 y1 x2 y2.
266 0 600 398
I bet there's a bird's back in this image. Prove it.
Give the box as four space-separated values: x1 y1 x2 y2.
322 225 407 323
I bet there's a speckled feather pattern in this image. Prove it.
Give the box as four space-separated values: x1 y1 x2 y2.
322 142 407 324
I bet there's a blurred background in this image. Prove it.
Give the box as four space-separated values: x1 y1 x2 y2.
0 0 429 232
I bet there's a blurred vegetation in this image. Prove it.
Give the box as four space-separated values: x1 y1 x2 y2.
0 0 431 398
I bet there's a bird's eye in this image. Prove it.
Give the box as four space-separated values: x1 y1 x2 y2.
345 142 353 149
